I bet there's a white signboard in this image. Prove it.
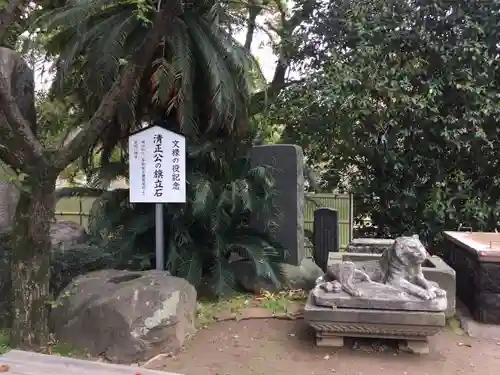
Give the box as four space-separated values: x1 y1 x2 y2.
128 125 186 203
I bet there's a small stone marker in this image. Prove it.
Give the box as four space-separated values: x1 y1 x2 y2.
313 208 339 272
250 144 305 265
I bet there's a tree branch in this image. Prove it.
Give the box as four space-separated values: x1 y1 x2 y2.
0 48 43 169
0 0 25 43
249 79 304 115
54 0 183 169
250 0 317 114
244 0 264 50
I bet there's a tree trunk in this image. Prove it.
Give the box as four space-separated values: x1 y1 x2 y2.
9 166 56 349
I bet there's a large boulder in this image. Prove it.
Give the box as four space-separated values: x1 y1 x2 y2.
51 269 197 363
231 257 324 293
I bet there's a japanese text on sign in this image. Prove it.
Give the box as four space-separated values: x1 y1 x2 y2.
140 140 146 196
172 140 180 191
129 125 186 203
153 133 164 197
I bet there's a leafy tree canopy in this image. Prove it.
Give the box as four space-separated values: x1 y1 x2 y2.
272 0 500 246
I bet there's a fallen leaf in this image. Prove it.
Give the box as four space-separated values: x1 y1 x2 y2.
0 365 9 372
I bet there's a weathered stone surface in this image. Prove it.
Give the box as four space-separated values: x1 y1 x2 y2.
328 253 456 317
51 269 197 363
250 144 305 265
304 292 445 352
231 257 323 293
318 236 447 309
476 262 500 294
346 238 394 254
424 256 456 317
312 282 447 311
313 208 339 272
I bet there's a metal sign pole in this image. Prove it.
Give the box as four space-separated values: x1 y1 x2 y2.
155 203 164 270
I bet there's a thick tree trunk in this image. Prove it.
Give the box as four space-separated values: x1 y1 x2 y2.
9 166 56 349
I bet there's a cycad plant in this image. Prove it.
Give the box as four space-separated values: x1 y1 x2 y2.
34 0 284 296
36 0 262 145
81 134 284 297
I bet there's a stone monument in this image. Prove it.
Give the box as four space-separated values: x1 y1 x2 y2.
313 208 339 271
250 144 305 265
304 235 447 354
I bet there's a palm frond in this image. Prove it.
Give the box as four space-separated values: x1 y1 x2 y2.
167 19 198 136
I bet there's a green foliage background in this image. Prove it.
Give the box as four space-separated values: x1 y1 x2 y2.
272 0 500 250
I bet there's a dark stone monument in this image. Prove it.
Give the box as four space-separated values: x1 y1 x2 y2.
313 208 339 272
250 144 305 266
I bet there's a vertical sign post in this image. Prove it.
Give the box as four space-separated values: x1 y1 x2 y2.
128 125 186 270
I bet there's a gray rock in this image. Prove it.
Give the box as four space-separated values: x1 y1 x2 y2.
232 257 323 293
51 269 197 363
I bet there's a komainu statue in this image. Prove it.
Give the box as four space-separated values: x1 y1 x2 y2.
315 235 446 300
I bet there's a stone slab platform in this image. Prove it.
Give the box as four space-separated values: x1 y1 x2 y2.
304 293 445 354
313 282 447 311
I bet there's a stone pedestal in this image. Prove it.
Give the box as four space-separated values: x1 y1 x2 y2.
304 293 445 354
443 231 500 324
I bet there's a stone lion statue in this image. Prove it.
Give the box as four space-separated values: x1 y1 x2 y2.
316 235 445 300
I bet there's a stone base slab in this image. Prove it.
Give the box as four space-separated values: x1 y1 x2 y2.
305 293 445 354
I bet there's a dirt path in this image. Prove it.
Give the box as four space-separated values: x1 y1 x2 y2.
153 319 500 375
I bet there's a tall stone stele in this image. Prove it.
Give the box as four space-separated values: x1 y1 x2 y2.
250 144 305 266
